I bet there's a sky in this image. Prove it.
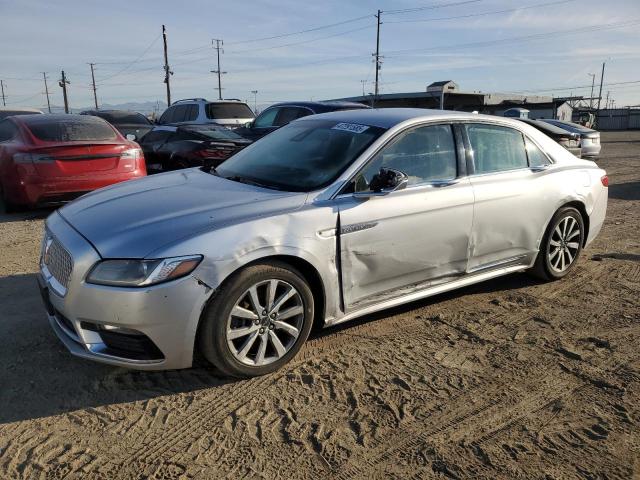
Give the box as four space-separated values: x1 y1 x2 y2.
1 0 639 112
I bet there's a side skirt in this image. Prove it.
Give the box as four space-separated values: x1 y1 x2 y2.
324 264 527 328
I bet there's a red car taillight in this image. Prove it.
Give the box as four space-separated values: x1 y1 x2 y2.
601 175 609 187
191 149 231 160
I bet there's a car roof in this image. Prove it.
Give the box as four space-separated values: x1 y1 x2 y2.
266 101 370 112
0 107 43 113
295 108 495 129
514 118 573 136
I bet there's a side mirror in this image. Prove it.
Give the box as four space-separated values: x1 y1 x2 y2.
244 121 253 128
126 134 137 141
354 168 408 198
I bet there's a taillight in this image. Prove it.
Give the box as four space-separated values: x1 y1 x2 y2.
601 175 609 187
121 148 142 161
191 149 230 160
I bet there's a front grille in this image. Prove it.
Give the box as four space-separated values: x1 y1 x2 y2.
43 234 74 288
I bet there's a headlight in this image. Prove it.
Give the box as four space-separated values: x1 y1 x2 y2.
86 255 202 287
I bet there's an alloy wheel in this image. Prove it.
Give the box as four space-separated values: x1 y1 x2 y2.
547 215 582 273
226 279 304 366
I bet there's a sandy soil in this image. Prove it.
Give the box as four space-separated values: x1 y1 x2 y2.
0 132 638 479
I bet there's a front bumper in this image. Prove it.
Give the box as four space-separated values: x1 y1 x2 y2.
39 212 212 370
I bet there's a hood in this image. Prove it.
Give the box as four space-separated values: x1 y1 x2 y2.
58 169 307 258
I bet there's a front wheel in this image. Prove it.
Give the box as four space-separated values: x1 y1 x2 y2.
530 206 584 281
198 261 314 377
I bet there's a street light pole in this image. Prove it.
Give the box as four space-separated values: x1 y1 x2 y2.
251 90 258 113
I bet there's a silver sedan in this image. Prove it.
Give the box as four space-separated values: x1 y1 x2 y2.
38 109 608 377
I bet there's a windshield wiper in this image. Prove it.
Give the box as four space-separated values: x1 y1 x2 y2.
201 165 218 175
224 175 282 190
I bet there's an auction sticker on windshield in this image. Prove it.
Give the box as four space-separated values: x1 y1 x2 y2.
332 123 370 134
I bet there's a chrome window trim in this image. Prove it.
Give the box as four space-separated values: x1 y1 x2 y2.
331 120 464 199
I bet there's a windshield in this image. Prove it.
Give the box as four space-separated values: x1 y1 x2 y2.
183 125 245 141
216 119 386 192
205 103 255 119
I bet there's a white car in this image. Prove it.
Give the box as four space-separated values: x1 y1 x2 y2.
158 98 255 129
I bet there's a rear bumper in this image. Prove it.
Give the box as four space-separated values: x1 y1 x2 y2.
9 170 146 206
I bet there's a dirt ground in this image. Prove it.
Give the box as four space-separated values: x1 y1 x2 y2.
0 131 638 480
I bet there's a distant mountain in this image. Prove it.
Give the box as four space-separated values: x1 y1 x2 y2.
48 101 166 116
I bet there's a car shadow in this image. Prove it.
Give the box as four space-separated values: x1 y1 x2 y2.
0 206 54 224
608 181 640 201
0 270 538 424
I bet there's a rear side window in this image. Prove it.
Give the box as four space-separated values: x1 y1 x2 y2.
206 103 254 119
0 120 18 142
159 106 175 124
525 137 551 167
466 124 528 174
274 107 312 127
26 118 117 142
159 105 196 124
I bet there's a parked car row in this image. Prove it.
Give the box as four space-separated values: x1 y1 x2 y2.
1 97 603 212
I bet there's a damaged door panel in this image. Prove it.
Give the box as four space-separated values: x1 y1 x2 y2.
337 180 474 309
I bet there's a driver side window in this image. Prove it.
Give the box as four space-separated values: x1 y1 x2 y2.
354 124 457 191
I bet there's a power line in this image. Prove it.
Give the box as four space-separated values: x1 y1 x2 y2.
384 19 640 56
227 24 374 54
385 0 576 24
384 0 484 15
96 33 162 83
226 14 374 45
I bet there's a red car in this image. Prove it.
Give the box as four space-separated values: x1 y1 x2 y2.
0 114 146 211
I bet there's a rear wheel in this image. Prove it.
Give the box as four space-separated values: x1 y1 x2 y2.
198 261 314 377
530 206 584 281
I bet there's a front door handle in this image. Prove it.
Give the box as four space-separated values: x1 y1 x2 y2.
428 179 460 188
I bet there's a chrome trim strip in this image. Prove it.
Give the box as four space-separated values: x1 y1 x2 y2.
467 254 527 274
325 264 527 327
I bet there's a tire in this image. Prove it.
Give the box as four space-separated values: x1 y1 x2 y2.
198 261 314 377
0 185 22 213
530 206 584 281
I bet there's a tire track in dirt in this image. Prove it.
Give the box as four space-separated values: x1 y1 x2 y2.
333 349 635 479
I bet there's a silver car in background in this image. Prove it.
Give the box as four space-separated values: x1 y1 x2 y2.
540 119 602 157
38 109 608 377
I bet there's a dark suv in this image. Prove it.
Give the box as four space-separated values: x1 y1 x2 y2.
235 101 370 141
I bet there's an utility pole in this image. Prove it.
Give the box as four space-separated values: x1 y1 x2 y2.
605 91 610 110
211 39 226 100
596 62 605 111
251 90 258 113
373 10 382 105
42 72 51 113
588 73 596 109
88 63 98 109
162 25 173 106
0 80 5 106
360 80 367 96
59 70 70 113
